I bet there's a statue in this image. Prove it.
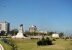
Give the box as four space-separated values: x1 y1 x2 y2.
12 24 27 38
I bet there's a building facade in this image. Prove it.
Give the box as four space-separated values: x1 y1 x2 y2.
29 25 37 32
0 21 10 33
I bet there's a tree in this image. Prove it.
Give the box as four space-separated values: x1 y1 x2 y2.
31 32 38 36
0 30 6 36
24 31 30 35
10 29 18 36
47 32 54 36
59 32 64 38
25 31 38 36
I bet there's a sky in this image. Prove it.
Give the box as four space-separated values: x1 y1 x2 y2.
0 0 72 34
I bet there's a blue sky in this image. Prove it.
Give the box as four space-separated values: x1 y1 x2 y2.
0 0 72 34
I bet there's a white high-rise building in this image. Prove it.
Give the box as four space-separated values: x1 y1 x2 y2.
0 21 10 33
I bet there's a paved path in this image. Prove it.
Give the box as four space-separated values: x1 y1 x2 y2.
0 44 4 50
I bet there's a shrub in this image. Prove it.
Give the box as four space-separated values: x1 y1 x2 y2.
45 37 53 45
37 41 42 46
37 37 53 46
52 38 56 41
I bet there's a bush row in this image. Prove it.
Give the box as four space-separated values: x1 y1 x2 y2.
2 38 17 50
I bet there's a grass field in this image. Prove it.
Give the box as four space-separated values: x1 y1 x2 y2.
13 39 72 50
0 38 72 50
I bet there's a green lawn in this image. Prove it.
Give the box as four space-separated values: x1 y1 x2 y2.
0 38 72 50
0 39 12 50
13 39 72 50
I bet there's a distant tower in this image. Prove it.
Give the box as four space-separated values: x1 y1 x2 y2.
29 25 37 32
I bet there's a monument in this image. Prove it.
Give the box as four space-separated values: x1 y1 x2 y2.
12 24 27 38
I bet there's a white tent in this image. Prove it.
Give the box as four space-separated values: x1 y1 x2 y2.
52 34 59 38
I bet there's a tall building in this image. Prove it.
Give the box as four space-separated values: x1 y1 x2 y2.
29 25 37 32
0 21 10 33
